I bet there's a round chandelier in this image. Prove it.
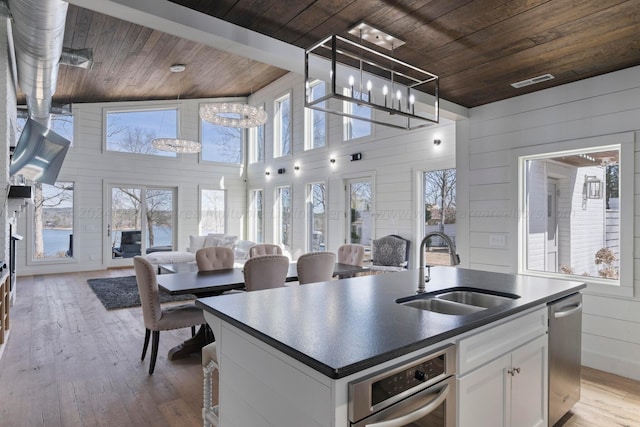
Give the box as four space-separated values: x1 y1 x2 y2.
199 103 267 128
152 138 202 153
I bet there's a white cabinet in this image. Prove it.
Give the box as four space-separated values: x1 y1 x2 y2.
457 308 548 427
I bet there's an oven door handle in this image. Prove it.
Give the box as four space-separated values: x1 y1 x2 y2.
365 384 450 427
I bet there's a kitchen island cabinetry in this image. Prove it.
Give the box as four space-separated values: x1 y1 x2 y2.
197 267 584 427
458 334 547 427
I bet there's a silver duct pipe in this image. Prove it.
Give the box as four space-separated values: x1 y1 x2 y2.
8 0 68 124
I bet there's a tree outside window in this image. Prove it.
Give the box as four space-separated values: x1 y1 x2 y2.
106 109 178 157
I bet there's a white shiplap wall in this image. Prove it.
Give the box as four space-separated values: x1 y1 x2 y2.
247 72 458 266
462 65 640 380
14 98 248 276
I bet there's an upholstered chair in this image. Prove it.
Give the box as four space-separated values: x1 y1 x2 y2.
196 246 234 271
296 251 336 285
243 255 290 291
370 235 411 272
133 256 205 375
337 244 365 266
249 243 283 258
202 342 219 427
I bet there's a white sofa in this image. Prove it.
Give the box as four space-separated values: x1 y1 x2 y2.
145 234 255 267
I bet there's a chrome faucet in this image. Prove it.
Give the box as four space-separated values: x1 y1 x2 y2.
418 231 460 293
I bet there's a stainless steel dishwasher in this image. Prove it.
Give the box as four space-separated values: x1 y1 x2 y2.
548 292 583 426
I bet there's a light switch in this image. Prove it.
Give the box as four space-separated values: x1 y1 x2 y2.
489 234 506 247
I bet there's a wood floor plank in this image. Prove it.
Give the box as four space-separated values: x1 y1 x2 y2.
0 269 638 426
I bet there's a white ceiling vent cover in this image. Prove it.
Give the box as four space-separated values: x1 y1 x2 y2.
511 73 555 88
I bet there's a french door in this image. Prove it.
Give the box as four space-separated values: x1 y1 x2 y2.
106 184 176 266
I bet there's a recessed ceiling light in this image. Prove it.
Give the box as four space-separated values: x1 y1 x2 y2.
511 73 555 89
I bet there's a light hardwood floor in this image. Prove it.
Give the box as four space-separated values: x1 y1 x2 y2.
0 270 638 427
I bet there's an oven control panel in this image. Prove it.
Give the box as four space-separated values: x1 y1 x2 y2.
348 344 457 423
371 354 445 406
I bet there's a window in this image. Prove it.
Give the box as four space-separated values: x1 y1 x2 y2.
307 183 326 251
423 168 457 266
200 189 226 235
521 146 621 283
249 189 264 242
347 178 373 247
275 186 291 249
201 115 243 164
304 81 326 150
105 108 177 157
32 182 74 261
343 90 372 141
248 120 265 163
17 113 73 142
274 93 291 157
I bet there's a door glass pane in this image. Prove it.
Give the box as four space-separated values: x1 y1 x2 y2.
348 180 372 247
200 189 226 235
146 189 174 251
307 183 326 251
523 147 620 281
32 182 74 260
111 187 142 259
423 168 457 266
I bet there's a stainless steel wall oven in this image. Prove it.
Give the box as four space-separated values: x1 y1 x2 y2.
349 345 456 427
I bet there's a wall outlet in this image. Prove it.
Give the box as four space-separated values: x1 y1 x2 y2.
489 234 507 247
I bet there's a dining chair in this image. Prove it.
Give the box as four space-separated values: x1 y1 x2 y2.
249 243 283 258
133 256 204 375
202 342 219 427
337 244 365 266
370 234 411 273
243 255 290 291
296 251 336 284
196 246 234 271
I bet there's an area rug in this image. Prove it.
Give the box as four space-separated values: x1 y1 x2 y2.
87 275 195 310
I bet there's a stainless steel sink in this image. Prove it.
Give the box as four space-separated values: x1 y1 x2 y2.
435 291 515 308
397 288 519 315
400 298 485 315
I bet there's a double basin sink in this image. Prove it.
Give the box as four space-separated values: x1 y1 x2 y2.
397 287 520 316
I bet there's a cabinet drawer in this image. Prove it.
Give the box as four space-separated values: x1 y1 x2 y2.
458 307 547 375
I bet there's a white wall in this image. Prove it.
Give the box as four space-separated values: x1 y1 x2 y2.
248 72 457 266
461 65 640 380
14 98 248 276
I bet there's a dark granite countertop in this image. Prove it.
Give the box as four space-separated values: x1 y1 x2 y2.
196 267 585 379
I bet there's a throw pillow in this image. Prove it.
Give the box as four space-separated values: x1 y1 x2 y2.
372 236 407 266
189 235 207 253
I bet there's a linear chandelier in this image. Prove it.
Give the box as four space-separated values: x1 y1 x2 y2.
199 103 267 128
305 23 439 130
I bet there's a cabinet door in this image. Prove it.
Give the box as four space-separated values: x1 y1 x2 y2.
458 353 510 427
510 335 548 427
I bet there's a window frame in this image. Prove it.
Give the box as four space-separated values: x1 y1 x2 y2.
274 91 293 158
516 133 633 297
248 188 264 243
306 182 327 252
304 81 327 151
274 185 292 249
342 88 373 142
248 104 266 164
199 187 227 235
103 105 180 157
27 181 77 265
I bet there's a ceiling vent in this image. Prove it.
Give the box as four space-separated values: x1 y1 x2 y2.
511 74 555 89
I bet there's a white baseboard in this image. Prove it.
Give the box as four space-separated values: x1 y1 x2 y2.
582 349 640 381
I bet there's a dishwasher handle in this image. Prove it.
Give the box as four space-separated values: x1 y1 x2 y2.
553 302 582 319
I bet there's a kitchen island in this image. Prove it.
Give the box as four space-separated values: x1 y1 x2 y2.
196 266 585 427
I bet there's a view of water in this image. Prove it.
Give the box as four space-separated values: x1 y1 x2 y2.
43 226 173 257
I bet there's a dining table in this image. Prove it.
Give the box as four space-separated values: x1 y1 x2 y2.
157 262 369 360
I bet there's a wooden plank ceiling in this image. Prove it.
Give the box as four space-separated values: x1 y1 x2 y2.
24 0 640 109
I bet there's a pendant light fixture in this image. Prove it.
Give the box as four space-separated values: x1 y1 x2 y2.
152 64 202 153
199 58 267 128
